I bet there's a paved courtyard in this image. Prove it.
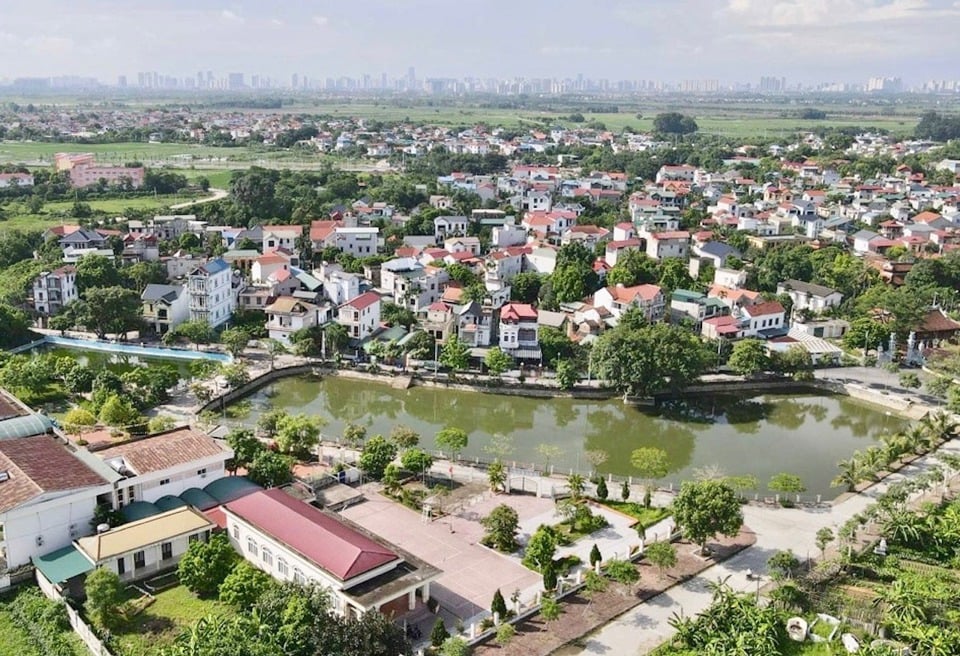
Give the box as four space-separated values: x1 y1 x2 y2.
340 490 549 621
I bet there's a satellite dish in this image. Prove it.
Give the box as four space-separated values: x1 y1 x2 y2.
97 523 111 534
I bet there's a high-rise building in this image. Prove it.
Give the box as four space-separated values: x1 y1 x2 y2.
291 73 299 89
117 75 127 88
228 72 245 90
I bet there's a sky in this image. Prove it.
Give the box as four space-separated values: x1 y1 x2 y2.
1 0 959 85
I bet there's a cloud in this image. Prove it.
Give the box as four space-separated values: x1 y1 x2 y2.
312 15 330 27
220 9 244 23
24 35 74 55
270 18 284 27
539 45 614 56
723 0 942 28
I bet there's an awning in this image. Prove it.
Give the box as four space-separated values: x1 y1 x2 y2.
0 414 55 440
32 545 93 584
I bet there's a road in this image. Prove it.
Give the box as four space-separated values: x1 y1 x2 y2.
168 187 228 209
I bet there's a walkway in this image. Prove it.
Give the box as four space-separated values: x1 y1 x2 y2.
567 435 960 655
168 187 228 209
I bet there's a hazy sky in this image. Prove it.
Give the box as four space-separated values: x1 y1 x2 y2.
1 0 959 84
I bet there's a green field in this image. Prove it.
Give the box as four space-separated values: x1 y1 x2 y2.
0 193 210 232
170 168 234 188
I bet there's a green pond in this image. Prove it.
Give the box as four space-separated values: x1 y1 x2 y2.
242 375 908 498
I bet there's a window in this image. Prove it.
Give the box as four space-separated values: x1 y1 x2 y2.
161 542 173 560
247 538 258 557
159 478 170 486
232 525 239 539
262 548 273 566
117 557 125 575
293 568 305 585
277 558 288 576
197 468 207 477
134 551 145 569
189 533 199 544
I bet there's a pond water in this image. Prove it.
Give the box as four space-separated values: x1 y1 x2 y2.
242 375 908 497
41 346 194 378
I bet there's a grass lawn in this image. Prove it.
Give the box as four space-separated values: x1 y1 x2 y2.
594 500 671 529
0 193 207 232
112 584 233 656
0 141 243 164
169 168 235 188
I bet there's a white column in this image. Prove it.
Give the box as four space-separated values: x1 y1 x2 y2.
408 589 416 611
420 582 431 603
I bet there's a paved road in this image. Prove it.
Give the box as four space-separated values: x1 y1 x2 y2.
566 433 960 655
169 187 228 209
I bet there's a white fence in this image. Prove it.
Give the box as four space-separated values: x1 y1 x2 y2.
36 570 114 656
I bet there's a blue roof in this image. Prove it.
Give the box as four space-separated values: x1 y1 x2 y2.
32 545 94 584
0 414 55 440
199 258 229 275
203 476 262 504
121 501 162 522
180 487 219 510
155 495 189 512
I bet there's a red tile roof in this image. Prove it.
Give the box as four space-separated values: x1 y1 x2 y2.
0 435 109 513
500 303 538 322
743 301 786 317
95 427 226 475
343 291 380 311
604 283 662 303
225 489 398 581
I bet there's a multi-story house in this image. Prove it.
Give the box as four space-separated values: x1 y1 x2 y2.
337 291 381 341
265 297 320 345
58 228 106 252
604 239 642 267
484 249 525 288
498 303 540 359
317 263 362 305
141 284 189 335
262 225 303 253
776 280 843 317
738 301 787 338
433 216 468 244
33 266 78 316
380 258 446 312
594 283 665 323
645 231 690 260
457 301 494 347
120 234 160 263
421 302 456 343
669 290 729 329
187 258 234 328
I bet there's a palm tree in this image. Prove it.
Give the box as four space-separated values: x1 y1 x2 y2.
921 411 958 444
861 446 888 481
567 473 586 502
882 432 911 462
902 425 929 455
882 509 927 549
832 457 862 491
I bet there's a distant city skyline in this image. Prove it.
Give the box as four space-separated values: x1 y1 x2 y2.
1 0 960 86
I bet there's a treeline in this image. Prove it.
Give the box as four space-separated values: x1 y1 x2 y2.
915 111 960 141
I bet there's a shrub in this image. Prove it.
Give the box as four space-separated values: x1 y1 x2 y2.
430 618 450 647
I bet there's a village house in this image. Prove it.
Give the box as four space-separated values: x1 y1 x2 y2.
265 297 322 345
187 258 234 328
737 301 788 338
262 225 303 253
776 280 843 316
645 230 690 260
433 215 468 243
338 291 381 341
140 284 189 335
32 266 78 316
594 283 666 323
669 290 729 329
421 302 456 343
457 301 494 347
498 303 540 360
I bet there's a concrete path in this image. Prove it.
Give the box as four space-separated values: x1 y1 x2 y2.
566 435 960 655
168 187 228 209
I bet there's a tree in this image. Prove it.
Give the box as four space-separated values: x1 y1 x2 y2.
218 561 273 610
768 472 806 495
430 618 450 648
484 346 513 376
266 338 287 369
147 415 176 434
400 447 433 475
488 459 507 493
537 442 564 472
380 302 417 329
219 327 250 358
727 338 770 377
589 543 602 567
359 435 397 479
592 322 707 397
124 261 168 293
63 407 97 435
172 319 217 346
644 541 677 580
274 413 324 458
491 588 508 618
653 112 698 135
481 504 520 552
246 450 294 488
436 426 468 460
511 272 544 304
522 524 558 571
177 533 238 597
621 480 631 502
539 596 562 630
0 302 32 349
342 423 368 448
439 334 470 371
85 567 126 630
98 393 141 429
673 480 744 554
631 447 669 506
567 473 586 501
226 428 263 472
81 286 142 338
555 360 579 390
605 559 640 585
767 549 801 581
389 425 419 449
76 254 122 291
595 477 608 500
606 249 659 287
323 322 349 355
542 562 558 591
815 527 834 557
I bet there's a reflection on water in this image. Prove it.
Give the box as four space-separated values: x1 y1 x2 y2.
242 376 907 497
